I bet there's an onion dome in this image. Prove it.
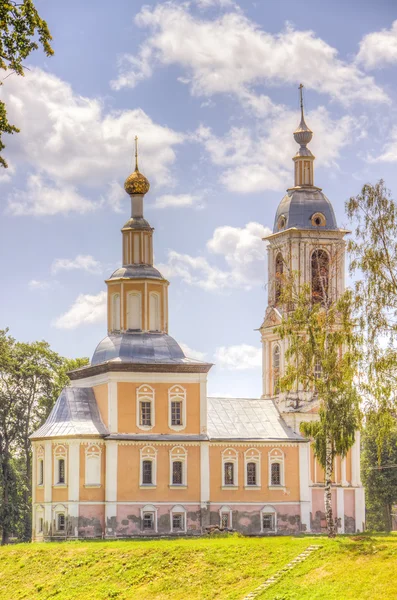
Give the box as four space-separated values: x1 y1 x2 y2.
124 136 150 196
293 84 313 151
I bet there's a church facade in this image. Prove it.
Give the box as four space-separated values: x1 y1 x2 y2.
31 100 365 540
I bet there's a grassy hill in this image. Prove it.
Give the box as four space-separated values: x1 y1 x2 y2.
0 534 396 600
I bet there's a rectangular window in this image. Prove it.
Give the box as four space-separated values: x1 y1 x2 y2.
140 401 152 427
172 513 184 531
246 462 257 486
143 512 154 530
224 462 234 486
221 513 229 529
262 514 274 531
171 401 182 426
172 461 183 485
57 513 65 532
38 459 44 486
271 462 281 486
142 460 153 485
38 517 43 533
58 459 65 484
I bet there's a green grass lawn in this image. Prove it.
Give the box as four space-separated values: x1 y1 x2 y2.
0 534 396 600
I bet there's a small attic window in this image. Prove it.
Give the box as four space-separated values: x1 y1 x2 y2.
311 213 326 227
277 215 286 230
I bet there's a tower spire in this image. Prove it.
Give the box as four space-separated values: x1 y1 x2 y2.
134 135 139 172
292 84 315 188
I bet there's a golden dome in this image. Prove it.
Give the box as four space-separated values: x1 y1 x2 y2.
124 135 150 195
124 169 150 195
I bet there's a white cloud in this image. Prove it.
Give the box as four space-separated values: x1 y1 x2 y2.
370 126 397 163
197 106 363 192
112 3 388 106
2 68 184 215
28 279 52 290
194 0 236 8
51 254 102 275
158 221 270 291
180 342 207 361
214 344 262 370
54 291 107 329
152 193 204 209
7 174 96 216
357 21 397 69
103 180 125 213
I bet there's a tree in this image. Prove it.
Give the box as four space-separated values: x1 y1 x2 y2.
346 181 397 430
362 416 397 531
275 249 361 537
0 0 53 167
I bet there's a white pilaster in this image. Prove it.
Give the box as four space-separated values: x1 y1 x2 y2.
341 457 348 486
355 487 366 532
351 430 361 486
262 338 267 397
108 381 118 434
44 441 52 532
199 375 208 434
337 487 345 533
299 442 311 532
68 502 79 537
68 442 80 502
200 441 210 506
105 441 118 532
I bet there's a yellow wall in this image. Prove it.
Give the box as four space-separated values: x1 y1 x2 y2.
117 382 201 434
209 445 300 503
117 444 200 502
94 384 109 428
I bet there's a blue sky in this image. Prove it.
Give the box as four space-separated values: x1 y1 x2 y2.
1 0 397 397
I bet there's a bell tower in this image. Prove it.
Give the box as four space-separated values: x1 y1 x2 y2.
259 85 348 433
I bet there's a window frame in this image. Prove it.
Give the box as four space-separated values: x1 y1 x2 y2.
53 445 67 486
168 385 187 431
37 445 44 487
222 448 238 489
149 291 161 332
268 448 285 488
170 505 187 533
140 446 157 488
141 504 158 533
85 444 102 487
311 248 330 305
169 446 187 487
126 291 142 331
272 344 281 396
274 251 284 303
111 292 121 332
244 448 261 488
136 385 155 431
260 505 277 533
219 505 232 529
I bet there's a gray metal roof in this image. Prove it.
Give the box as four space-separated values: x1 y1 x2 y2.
207 397 305 441
122 216 152 231
273 188 337 233
109 265 164 280
91 333 208 367
31 387 108 439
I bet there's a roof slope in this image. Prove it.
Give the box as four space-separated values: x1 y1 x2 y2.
31 387 109 439
207 397 305 441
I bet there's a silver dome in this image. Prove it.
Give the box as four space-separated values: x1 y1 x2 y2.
273 188 337 233
109 265 164 280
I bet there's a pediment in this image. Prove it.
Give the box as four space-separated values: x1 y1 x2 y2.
260 306 282 330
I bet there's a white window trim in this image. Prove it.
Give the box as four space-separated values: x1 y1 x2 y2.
244 448 261 489
53 504 67 534
111 293 121 332
126 291 142 331
36 506 44 536
84 444 102 487
170 504 187 533
219 505 233 529
169 446 187 488
268 448 285 488
168 385 187 432
272 343 281 395
53 445 67 487
149 291 161 332
141 504 158 533
260 505 277 533
37 446 44 487
136 385 155 431
222 448 238 489
140 446 157 488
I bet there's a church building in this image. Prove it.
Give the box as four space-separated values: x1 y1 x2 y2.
31 94 365 539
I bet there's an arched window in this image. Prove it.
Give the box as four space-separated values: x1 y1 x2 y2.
140 446 157 486
275 252 283 304
269 448 284 487
272 345 280 395
141 504 157 532
170 505 187 533
127 292 142 330
112 293 121 331
311 249 329 304
136 385 155 430
170 446 187 486
222 448 238 487
168 385 186 431
85 445 102 486
37 445 44 487
54 445 67 485
261 505 277 533
244 448 261 487
149 292 161 331
219 505 232 529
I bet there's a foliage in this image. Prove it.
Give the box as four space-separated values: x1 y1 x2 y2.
0 536 396 599
362 416 397 532
346 180 397 427
0 329 88 543
0 0 53 167
275 261 361 537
